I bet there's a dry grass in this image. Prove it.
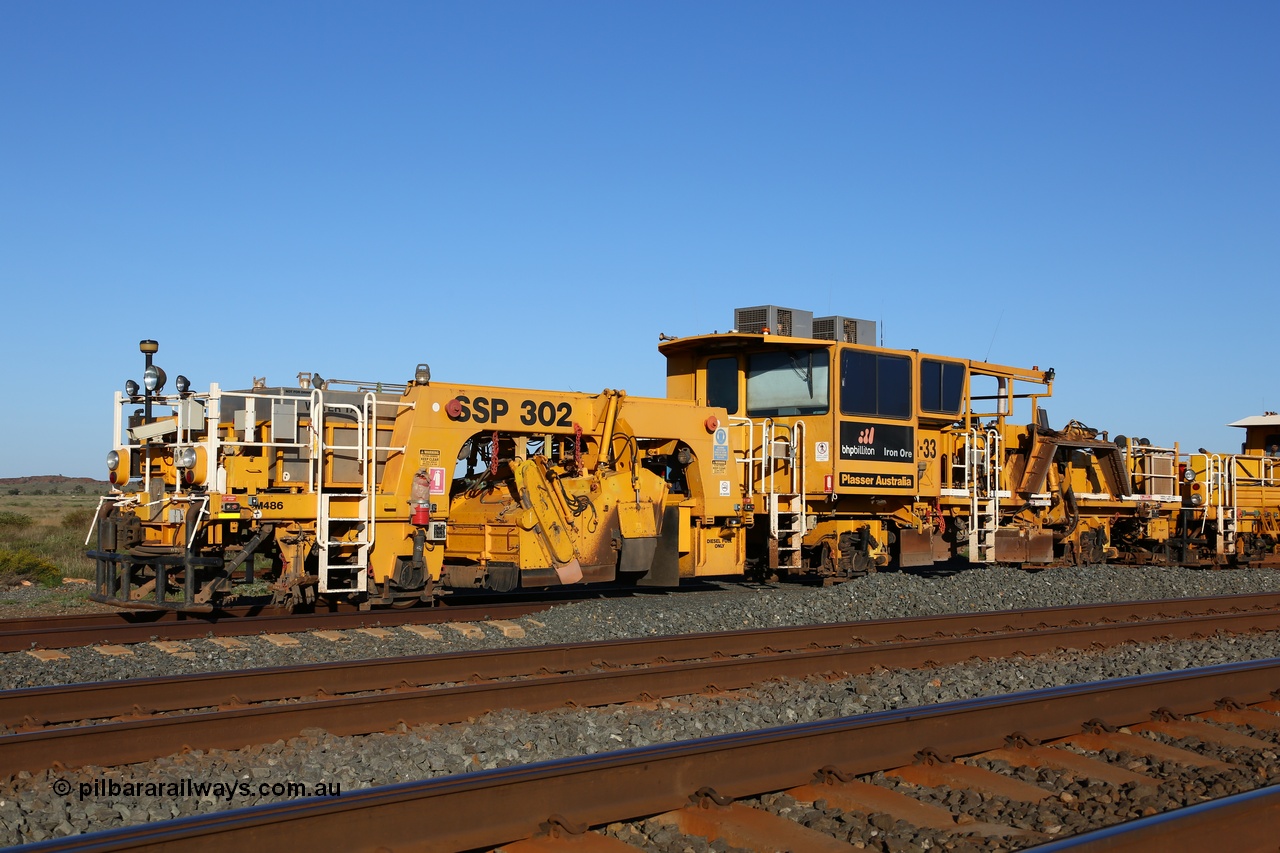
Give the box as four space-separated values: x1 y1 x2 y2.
0 493 101 586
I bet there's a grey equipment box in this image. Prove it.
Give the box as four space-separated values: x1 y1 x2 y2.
733 305 814 338
813 315 877 345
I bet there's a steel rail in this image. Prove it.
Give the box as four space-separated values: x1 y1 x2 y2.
18 658 1280 852
1029 784 1280 851
5 589 1280 652
0 599 557 653
6 606 1280 774
0 605 273 634
0 585 647 632
6 596 1280 731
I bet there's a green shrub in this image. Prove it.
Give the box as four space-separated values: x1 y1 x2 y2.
0 512 33 529
0 547 62 587
61 508 95 531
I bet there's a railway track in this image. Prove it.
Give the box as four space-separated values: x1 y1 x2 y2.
18 658 1280 851
0 597 568 653
0 583 731 653
7 594 1280 775
6 587 1280 654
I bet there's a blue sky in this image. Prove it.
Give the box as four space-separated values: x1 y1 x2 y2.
1 2 1276 478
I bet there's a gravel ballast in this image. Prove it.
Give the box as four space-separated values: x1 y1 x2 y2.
3 632 1280 847
5 564 1280 690
3 564 1280 847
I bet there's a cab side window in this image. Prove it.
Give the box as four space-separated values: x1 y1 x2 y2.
706 357 739 415
921 359 965 415
841 350 912 419
746 349 829 417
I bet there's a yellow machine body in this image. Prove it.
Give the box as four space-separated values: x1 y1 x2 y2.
89 308 1279 612
91 376 743 610
1176 414 1280 567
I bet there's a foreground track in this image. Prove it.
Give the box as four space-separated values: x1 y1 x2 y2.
20 659 1280 851
7 595 1280 775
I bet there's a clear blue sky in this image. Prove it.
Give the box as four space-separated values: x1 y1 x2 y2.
2 2 1276 478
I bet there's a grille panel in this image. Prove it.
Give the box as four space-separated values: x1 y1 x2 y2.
813 315 876 344
733 306 813 338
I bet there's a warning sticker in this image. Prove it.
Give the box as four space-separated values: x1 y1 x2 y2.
711 461 726 475
419 449 442 467
719 480 731 497
814 441 830 462
428 467 447 494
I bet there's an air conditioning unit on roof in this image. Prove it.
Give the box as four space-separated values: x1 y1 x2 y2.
813 315 877 345
733 306 813 338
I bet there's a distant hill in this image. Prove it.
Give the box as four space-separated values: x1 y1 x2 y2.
0 475 111 494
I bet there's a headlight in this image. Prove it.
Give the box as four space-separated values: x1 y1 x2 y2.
1183 467 1196 482
175 446 197 469
124 379 140 398
107 448 129 485
1189 493 1203 507
143 364 167 393
175 374 190 394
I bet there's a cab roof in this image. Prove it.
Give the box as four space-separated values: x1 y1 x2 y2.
1228 414 1280 428
656 331 1052 384
657 331 828 356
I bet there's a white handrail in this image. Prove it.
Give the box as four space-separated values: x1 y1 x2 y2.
729 416 756 500
791 420 807 497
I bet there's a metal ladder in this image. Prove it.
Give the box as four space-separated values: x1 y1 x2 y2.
312 390 374 594
317 493 371 591
966 427 1002 563
1205 455 1238 558
731 417 807 569
766 421 806 569
769 491 804 569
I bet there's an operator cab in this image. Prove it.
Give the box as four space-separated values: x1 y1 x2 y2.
659 305 1041 500
1228 413 1280 457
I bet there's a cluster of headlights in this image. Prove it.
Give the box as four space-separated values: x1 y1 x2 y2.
123 369 191 399
110 341 203 488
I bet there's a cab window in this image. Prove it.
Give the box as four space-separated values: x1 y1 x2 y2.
706 357 739 415
920 359 965 415
840 349 911 419
746 349 829 417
